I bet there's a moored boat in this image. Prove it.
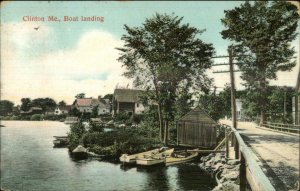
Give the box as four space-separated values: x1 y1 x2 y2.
120 148 159 164
136 148 174 166
53 136 69 147
165 151 198 166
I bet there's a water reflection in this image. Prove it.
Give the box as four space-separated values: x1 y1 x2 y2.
177 163 216 191
137 166 170 191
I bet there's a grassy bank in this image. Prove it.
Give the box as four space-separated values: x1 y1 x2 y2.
68 121 162 160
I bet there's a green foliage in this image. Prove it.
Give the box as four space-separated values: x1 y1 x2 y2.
43 114 66 121
91 106 98 118
31 114 42 121
58 101 67 107
241 86 295 123
131 114 143 125
0 100 14 116
68 122 86 150
88 121 104 132
103 94 113 102
198 85 232 121
31 98 57 111
75 93 85 99
114 112 131 124
20 98 31 112
221 1 300 124
118 13 215 140
68 107 81 117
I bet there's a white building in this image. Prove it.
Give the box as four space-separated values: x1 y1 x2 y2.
54 106 71 115
236 99 243 120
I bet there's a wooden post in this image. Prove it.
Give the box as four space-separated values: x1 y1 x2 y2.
164 120 168 146
284 90 287 123
176 121 179 146
240 153 246 191
229 47 237 129
225 128 229 158
235 139 239 159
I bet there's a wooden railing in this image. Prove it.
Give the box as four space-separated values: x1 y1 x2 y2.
262 122 300 134
220 124 276 191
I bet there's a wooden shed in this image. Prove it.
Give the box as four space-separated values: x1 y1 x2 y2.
177 107 217 148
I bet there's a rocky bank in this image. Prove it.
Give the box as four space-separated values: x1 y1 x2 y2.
199 153 240 191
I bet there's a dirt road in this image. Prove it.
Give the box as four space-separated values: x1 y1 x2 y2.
220 120 299 191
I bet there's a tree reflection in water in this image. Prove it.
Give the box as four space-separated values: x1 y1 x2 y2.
176 163 217 191
137 166 170 191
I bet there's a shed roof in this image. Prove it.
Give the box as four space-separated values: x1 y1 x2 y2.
114 89 143 103
178 106 216 124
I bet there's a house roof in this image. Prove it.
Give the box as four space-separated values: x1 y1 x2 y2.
114 89 144 103
75 98 99 107
178 106 217 124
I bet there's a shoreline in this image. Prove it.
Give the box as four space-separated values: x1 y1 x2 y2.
199 153 240 191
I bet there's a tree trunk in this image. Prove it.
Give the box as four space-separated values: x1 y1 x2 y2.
157 102 164 141
164 120 168 146
259 75 267 127
259 110 266 127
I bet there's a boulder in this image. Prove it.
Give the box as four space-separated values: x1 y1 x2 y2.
227 159 240 166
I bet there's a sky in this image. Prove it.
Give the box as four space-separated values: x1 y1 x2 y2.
1 1 299 105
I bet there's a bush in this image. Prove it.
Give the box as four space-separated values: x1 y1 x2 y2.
43 114 66 121
10 116 19 120
31 114 42 121
68 122 86 150
114 112 131 124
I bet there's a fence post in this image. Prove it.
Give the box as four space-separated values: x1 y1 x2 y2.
225 128 229 158
235 139 239 159
240 152 246 191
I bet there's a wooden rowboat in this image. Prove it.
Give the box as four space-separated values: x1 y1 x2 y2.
120 148 159 164
136 148 174 166
165 151 198 166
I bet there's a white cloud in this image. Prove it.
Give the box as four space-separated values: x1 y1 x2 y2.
1 23 132 105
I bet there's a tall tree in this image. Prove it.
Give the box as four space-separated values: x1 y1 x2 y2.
58 100 67 107
20 98 31 112
117 13 214 142
103 94 113 103
31 98 57 111
0 100 14 116
75 93 85 99
221 1 299 126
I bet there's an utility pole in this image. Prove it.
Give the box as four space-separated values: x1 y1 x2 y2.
229 48 237 129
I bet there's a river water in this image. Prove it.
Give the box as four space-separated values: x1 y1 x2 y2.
1 121 216 191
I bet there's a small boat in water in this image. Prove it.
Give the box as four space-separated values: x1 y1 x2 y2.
72 145 88 159
136 148 174 166
53 136 69 147
120 148 159 164
165 150 198 166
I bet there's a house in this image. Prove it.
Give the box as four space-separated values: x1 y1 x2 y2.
177 107 217 148
54 105 71 115
113 89 145 115
97 96 110 115
236 99 243 120
73 98 99 113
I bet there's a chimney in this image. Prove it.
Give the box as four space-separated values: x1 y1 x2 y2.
98 95 102 101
